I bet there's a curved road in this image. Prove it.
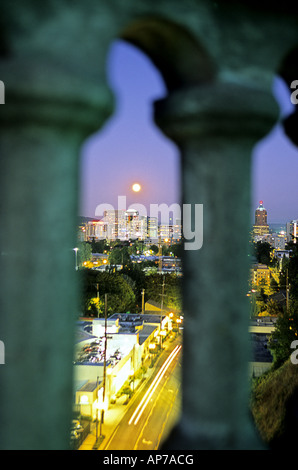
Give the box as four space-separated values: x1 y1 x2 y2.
102 339 182 450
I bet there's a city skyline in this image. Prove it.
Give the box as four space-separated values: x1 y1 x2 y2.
80 40 298 226
79 39 180 225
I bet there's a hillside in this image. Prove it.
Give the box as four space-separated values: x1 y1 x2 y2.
251 359 298 449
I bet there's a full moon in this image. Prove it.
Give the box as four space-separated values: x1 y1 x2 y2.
132 183 141 192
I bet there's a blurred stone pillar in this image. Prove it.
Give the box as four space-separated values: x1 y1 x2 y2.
156 81 279 449
0 20 115 450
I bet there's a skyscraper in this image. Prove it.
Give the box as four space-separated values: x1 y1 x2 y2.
103 209 126 240
253 200 270 238
286 219 298 243
125 209 139 240
125 209 147 240
147 217 158 241
85 219 107 240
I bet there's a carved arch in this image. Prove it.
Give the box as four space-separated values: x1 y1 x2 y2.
120 16 216 93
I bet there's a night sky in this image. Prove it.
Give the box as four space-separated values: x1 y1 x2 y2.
80 40 298 226
253 78 298 224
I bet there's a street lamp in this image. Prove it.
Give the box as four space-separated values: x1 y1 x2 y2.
73 247 78 270
129 369 135 392
159 329 167 348
141 288 145 314
100 294 108 438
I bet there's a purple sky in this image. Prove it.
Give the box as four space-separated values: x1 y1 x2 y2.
80 40 298 225
253 78 298 224
79 40 180 224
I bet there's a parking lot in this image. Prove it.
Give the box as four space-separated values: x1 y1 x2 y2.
74 339 123 366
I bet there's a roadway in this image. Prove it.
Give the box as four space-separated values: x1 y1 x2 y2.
249 318 276 334
101 338 182 450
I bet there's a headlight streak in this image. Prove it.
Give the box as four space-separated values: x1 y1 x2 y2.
128 344 182 426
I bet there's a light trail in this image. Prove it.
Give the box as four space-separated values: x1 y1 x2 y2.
128 344 182 426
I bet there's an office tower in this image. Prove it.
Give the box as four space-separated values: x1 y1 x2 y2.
286 219 298 243
147 217 158 240
159 224 171 240
104 209 126 240
137 216 148 240
125 209 147 240
85 219 107 240
253 200 269 238
173 219 182 240
125 209 139 239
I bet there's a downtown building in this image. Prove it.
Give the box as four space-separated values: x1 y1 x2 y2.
103 209 127 240
286 219 298 243
252 200 270 240
81 210 182 243
85 219 107 240
73 313 173 420
147 216 158 241
159 220 182 242
173 219 182 241
125 209 148 240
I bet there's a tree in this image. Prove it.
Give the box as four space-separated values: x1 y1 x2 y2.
269 276 279 294
288 251 298 301
170 242 183 258
266 299 283 317
79 269 136 317
129 240 144 255
254 241 272 266
269 300 298 369
77 241 92 266
87 296 105 317
121 263 146 311
108 246 131 267
90 239 110 254
150 244 159 255
144 273 182 312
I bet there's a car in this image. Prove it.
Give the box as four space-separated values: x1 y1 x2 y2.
71 420 83 434
70 429 80 440
71 419 81 429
